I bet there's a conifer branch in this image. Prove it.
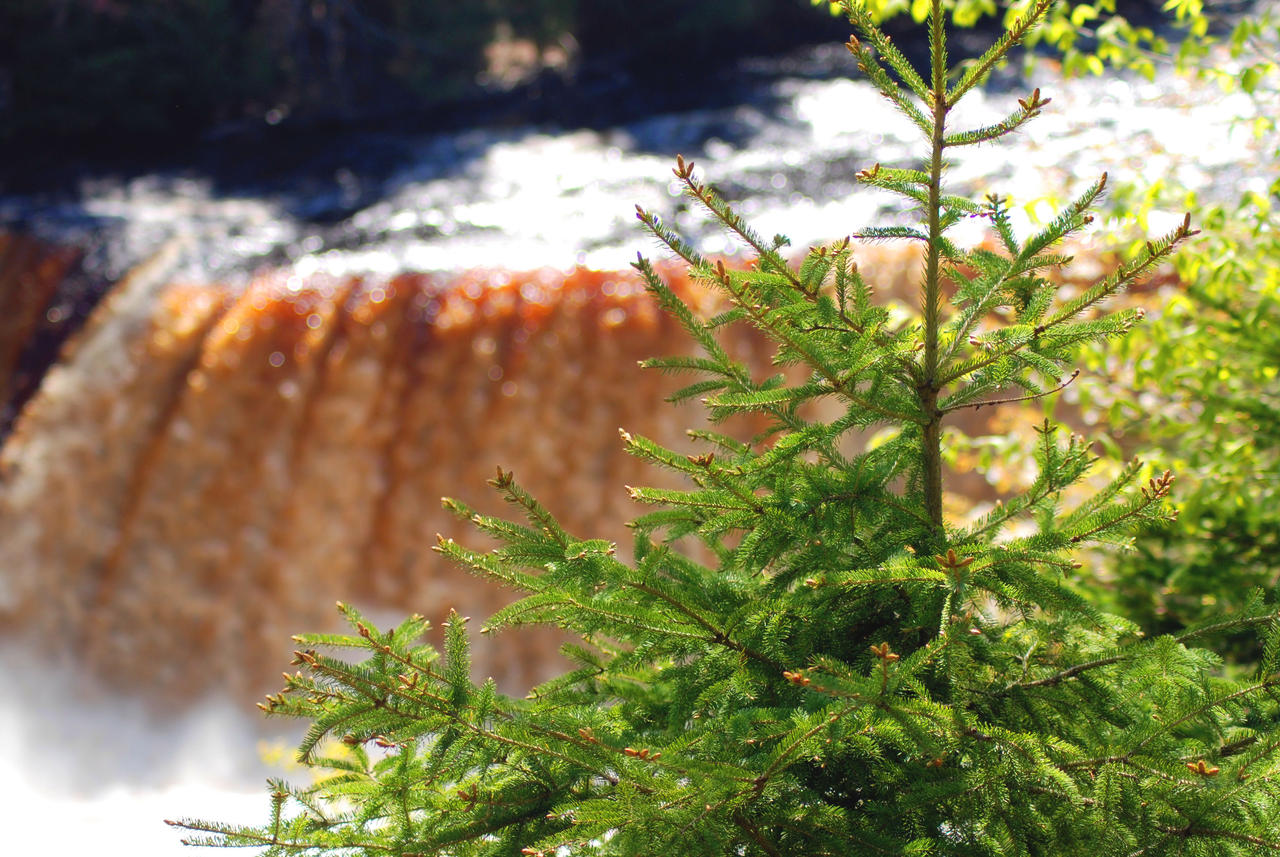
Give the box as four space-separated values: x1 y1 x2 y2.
842 35 933 138
672 156 805 291
958 430 1092 542
361 677 631 790
1125 675 1280 758
948 0 1057 105
711 262 926 425
839 2 930 100
943 369 1079 414
876 490 938 528
1009 612 1280 694
1067 469 1174 544
943 92 1050 148
1039 214 1195 327
732 812 785 857
851 225 929 243
624 580 781 669
938 212 1191 390
1150 828 1280 850
756 703 861 786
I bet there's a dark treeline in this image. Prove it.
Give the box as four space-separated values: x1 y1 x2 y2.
0 0 846 166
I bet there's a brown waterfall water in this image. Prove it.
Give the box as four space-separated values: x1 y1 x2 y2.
0 229 1173 707
0 246 759 699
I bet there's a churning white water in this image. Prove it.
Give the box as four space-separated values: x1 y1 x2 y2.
4 46 1267 288
0 643 275 853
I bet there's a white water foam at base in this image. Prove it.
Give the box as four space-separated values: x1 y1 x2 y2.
1 643 290 855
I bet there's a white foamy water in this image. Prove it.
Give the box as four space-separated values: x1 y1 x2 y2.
1 643 288 854
3 46 1268 287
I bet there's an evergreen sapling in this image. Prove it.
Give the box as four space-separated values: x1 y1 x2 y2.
173 1 1280 853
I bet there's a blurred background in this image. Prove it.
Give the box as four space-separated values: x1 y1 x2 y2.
0 0 1276 852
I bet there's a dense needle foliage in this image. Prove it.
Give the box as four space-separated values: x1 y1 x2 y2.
173 2 1280 853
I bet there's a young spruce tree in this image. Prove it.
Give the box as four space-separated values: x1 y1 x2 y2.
174 1 1280 853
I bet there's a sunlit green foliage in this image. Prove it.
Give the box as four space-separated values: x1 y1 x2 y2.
174 2 1280 854
1075 13 1280 651
815 0 1274 80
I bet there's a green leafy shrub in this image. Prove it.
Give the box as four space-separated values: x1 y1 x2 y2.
812 0 1228 79
173 1 1280 853
1076 15 1280 651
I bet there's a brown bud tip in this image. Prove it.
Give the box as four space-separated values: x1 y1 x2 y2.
1187 759 1220 776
